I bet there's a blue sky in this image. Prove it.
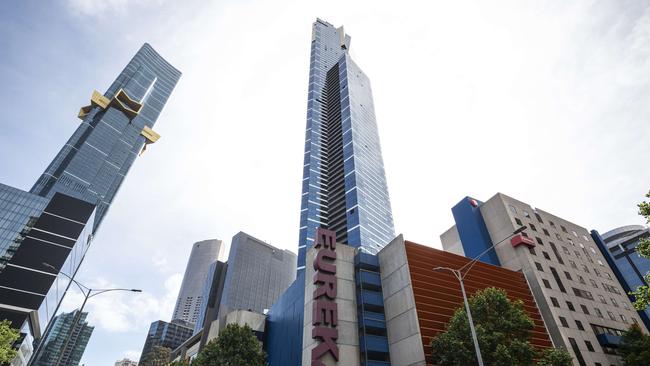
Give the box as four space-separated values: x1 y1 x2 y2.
1 0 649 364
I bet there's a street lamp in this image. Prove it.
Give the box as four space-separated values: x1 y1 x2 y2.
31 263 141 366
433 226 527 366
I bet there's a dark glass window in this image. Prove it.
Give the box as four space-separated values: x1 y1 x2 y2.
515 218 523 226
549 266 566 293
543 229 550 236
535 213 544 223
580 304 589 315
535 262 544 271
566 301 575 311
585 340 594 352
549 242 564 264
575 320 584 330
559 316 569 327
530 223 537 231
528 247 536 255
535 237 543 245
542 279 552 289
564 271 572 280
543 251 551 260
568 337 586 366
550 297 560 307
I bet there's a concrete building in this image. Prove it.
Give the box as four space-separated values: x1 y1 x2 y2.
266 229 552 365
171 231 295 362
114 359 138 366
442 194 645 366
593 225 650 330
172 239 224 326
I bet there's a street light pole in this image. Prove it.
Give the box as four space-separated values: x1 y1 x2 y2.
31 263 141 366
433 225 528 366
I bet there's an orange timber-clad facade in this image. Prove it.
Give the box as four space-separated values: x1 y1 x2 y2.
404 240 553 364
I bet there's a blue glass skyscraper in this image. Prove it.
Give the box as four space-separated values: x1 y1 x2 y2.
297 19 395 272
30 43 181 233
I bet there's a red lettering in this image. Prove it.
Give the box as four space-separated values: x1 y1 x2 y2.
313 249 336 273
311 326 339 361
314 228 336 250
313 300 338 326
313 272 337 299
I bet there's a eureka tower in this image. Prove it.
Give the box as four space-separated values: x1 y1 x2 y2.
297 19 395 272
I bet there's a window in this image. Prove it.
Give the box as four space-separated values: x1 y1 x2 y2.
589 279 597 288
543 229 550 236
509 205 518 214
559 316 569 327
561 225 568 233
549 267 566 293
575 320 584 330
580 304 589 315
567 238 574 246
578 275 586 284
562 246 570 255
574 250 582 259
594 308 603 318
535 237 543 245
550 297 560 307
549 242 564 264
599 295 607 304
581 264 590 273
572 230 578 237
605 272 612 280
568 338 586 366
566 301 575 311
611 298 618 308
564 271 572 280
535 262 544 271
530 223 537 231
535 213 544 223
620 314 628 323
528 247 536 255
594 268 601 277
555 233 562 241
522 232 529 238
623 302 629 310
543 251 551 260
590 246 596 254
633 317 639 325
585 340 594 352
607 311 616 321
597 260 604 266
542 279 552 289
515 218 523 226
523 210 530 218
569 260 577 269
549 221 556 228
573 287 594 300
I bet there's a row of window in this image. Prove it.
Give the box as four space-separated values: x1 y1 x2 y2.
552 296 635 324
509 205 590 241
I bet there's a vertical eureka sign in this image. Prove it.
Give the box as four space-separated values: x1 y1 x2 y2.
311 228 339 366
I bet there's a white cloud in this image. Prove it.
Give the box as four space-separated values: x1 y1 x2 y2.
65 0 164 17
59 273 183 333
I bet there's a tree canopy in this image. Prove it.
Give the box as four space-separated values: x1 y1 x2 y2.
141 346 171 366
629 190 650 310
0 320 20 363
618 324 650 366
193 323 266 366
430 287 572 366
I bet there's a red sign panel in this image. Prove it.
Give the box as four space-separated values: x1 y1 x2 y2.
311 228 339 366
511 234 536 248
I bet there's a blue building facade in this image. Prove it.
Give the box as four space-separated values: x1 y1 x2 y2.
30 43 181 233
265 272 305 366
450 196 501 266
298 19 395 273
592 226 650 330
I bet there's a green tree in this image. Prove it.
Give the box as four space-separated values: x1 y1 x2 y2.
619 324 650 366
430 287 538 366
193 323 266 366
142 346 171 366
629 190 650 310
0 320 20 363
536 347 573 366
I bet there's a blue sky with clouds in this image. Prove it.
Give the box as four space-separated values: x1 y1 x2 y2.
1 0 649 364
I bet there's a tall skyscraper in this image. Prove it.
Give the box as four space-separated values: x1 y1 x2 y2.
30 43 182 233
172 239 224 326
34 310 94 366
593 225 650 329
114 359 138 366
441 194 645 366
297 19 395 272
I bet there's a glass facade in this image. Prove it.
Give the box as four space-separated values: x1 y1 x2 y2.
139 320 194 365
298 19 395 272
30 43 181 233
34 310 94 366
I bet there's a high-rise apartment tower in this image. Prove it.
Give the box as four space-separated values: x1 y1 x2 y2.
172 239 224 326
30 43 181 233
33 310 94 366
297 19 395 272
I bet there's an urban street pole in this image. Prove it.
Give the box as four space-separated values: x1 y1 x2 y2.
432 225 528 366
32 263 141 366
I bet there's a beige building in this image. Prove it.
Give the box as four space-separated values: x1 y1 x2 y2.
441 193 644 366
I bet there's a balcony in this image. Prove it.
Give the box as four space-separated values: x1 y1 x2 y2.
596 333 622 348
